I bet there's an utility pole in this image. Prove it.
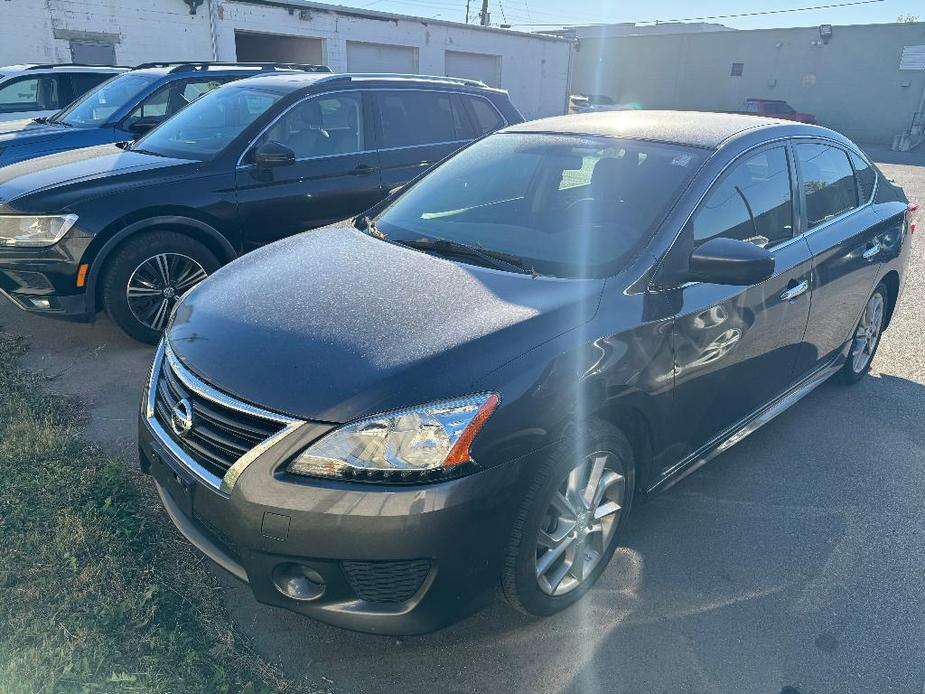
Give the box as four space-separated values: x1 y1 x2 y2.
479 0 490 26
465 0 470 23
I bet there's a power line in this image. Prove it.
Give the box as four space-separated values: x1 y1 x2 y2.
504 0 886 27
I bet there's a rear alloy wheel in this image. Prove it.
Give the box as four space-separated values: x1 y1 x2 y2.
502 419 635 616
839 283 887 384
100 231 220 344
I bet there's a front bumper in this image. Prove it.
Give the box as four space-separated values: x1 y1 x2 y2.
139 413 524 635
0 235 93 319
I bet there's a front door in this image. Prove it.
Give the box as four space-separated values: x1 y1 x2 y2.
235 91 382 248
661 144 814 471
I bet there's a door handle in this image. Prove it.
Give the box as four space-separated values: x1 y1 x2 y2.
862 241 881 260
780 280 809 302
349 164 377 176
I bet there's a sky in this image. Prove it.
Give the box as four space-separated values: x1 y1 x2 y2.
351 0 923 30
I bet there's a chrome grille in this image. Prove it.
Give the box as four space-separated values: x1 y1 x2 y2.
146 342 301 491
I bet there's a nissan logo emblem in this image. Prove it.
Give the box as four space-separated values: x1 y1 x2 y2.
171 398 194 437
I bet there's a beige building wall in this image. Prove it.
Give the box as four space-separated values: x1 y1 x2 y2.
570 22 925 144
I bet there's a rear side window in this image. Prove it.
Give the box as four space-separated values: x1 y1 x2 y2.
693 146 794 248
795 144 858 227
467 96 505 135
378 91 458 147
849 151 876 204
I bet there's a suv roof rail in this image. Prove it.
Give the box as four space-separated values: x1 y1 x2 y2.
133 61 331 74
25 63 129 70
317 73 489 88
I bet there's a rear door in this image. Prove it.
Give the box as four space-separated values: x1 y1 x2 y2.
663 143 815 466
235 90 382 248
793 141 885 375
374 89 476 192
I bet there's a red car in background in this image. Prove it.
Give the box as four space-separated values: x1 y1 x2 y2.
740 98 817 123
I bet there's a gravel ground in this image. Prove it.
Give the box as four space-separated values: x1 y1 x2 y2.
1 152 922 694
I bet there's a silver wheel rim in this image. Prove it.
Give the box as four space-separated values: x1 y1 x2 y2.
535 451 626 597
126 253 208 331
851 292 884 374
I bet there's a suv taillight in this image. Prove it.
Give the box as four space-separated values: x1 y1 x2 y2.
908 202 920 235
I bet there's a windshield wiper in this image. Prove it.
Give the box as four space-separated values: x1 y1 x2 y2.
393 237 543 277
32 116 48 124
358 216 387 240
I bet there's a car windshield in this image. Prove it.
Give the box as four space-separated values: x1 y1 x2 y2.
372 133 704 278
132 84 284 161
53 72 160 127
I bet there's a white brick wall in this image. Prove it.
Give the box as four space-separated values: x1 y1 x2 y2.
0 0 570 119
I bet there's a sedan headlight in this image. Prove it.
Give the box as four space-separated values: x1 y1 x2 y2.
0 214 78 247
287 393 500 482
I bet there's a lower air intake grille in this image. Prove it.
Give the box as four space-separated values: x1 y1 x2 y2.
342 559 432 603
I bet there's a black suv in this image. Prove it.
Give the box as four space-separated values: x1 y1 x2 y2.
0 72 521 341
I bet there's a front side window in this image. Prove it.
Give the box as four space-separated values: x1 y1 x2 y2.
123 78 226 130
693 147 794 248
795 143 858 228
133 84 283 161
378 91 459 147
54 72 159 126
372 133 704 278
259 93 365 159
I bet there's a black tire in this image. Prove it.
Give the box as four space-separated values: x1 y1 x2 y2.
837 282 888 385
501 418 636 617
100 231 220 344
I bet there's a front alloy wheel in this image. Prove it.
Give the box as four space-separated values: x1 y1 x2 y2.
127 253 208 332
535 452 625 596
100 230 220 344
502 419 634 617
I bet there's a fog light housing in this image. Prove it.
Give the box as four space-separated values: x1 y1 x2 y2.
28 297 53 310
272 563 326 601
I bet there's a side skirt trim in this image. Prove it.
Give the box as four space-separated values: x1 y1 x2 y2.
647 351 846 495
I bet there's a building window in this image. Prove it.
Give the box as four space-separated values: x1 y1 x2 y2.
730 62 744 77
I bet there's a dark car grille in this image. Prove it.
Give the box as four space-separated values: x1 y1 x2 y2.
342 559 432 604
152 351 288 481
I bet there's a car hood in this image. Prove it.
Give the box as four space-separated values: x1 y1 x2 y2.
168 226 604 423
0 145 198 208
0 119 76 148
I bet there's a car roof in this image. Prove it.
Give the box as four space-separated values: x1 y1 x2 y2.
0 64 125 74
505 110 825 149
221 71 504 94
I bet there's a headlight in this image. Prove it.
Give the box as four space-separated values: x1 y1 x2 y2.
287 393 500 483
0 214 78 247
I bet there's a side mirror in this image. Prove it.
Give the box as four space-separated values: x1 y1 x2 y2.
687 237 775 286
128 116 162 135
253 141 295 170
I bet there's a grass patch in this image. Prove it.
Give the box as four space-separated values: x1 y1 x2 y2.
0 331 307 693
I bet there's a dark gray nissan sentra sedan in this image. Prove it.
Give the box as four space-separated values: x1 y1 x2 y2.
138 111 913 634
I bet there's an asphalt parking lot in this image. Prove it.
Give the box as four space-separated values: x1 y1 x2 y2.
2 148 923 694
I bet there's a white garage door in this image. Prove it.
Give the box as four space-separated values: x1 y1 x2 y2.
445 51 500 87
346 42 418 73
